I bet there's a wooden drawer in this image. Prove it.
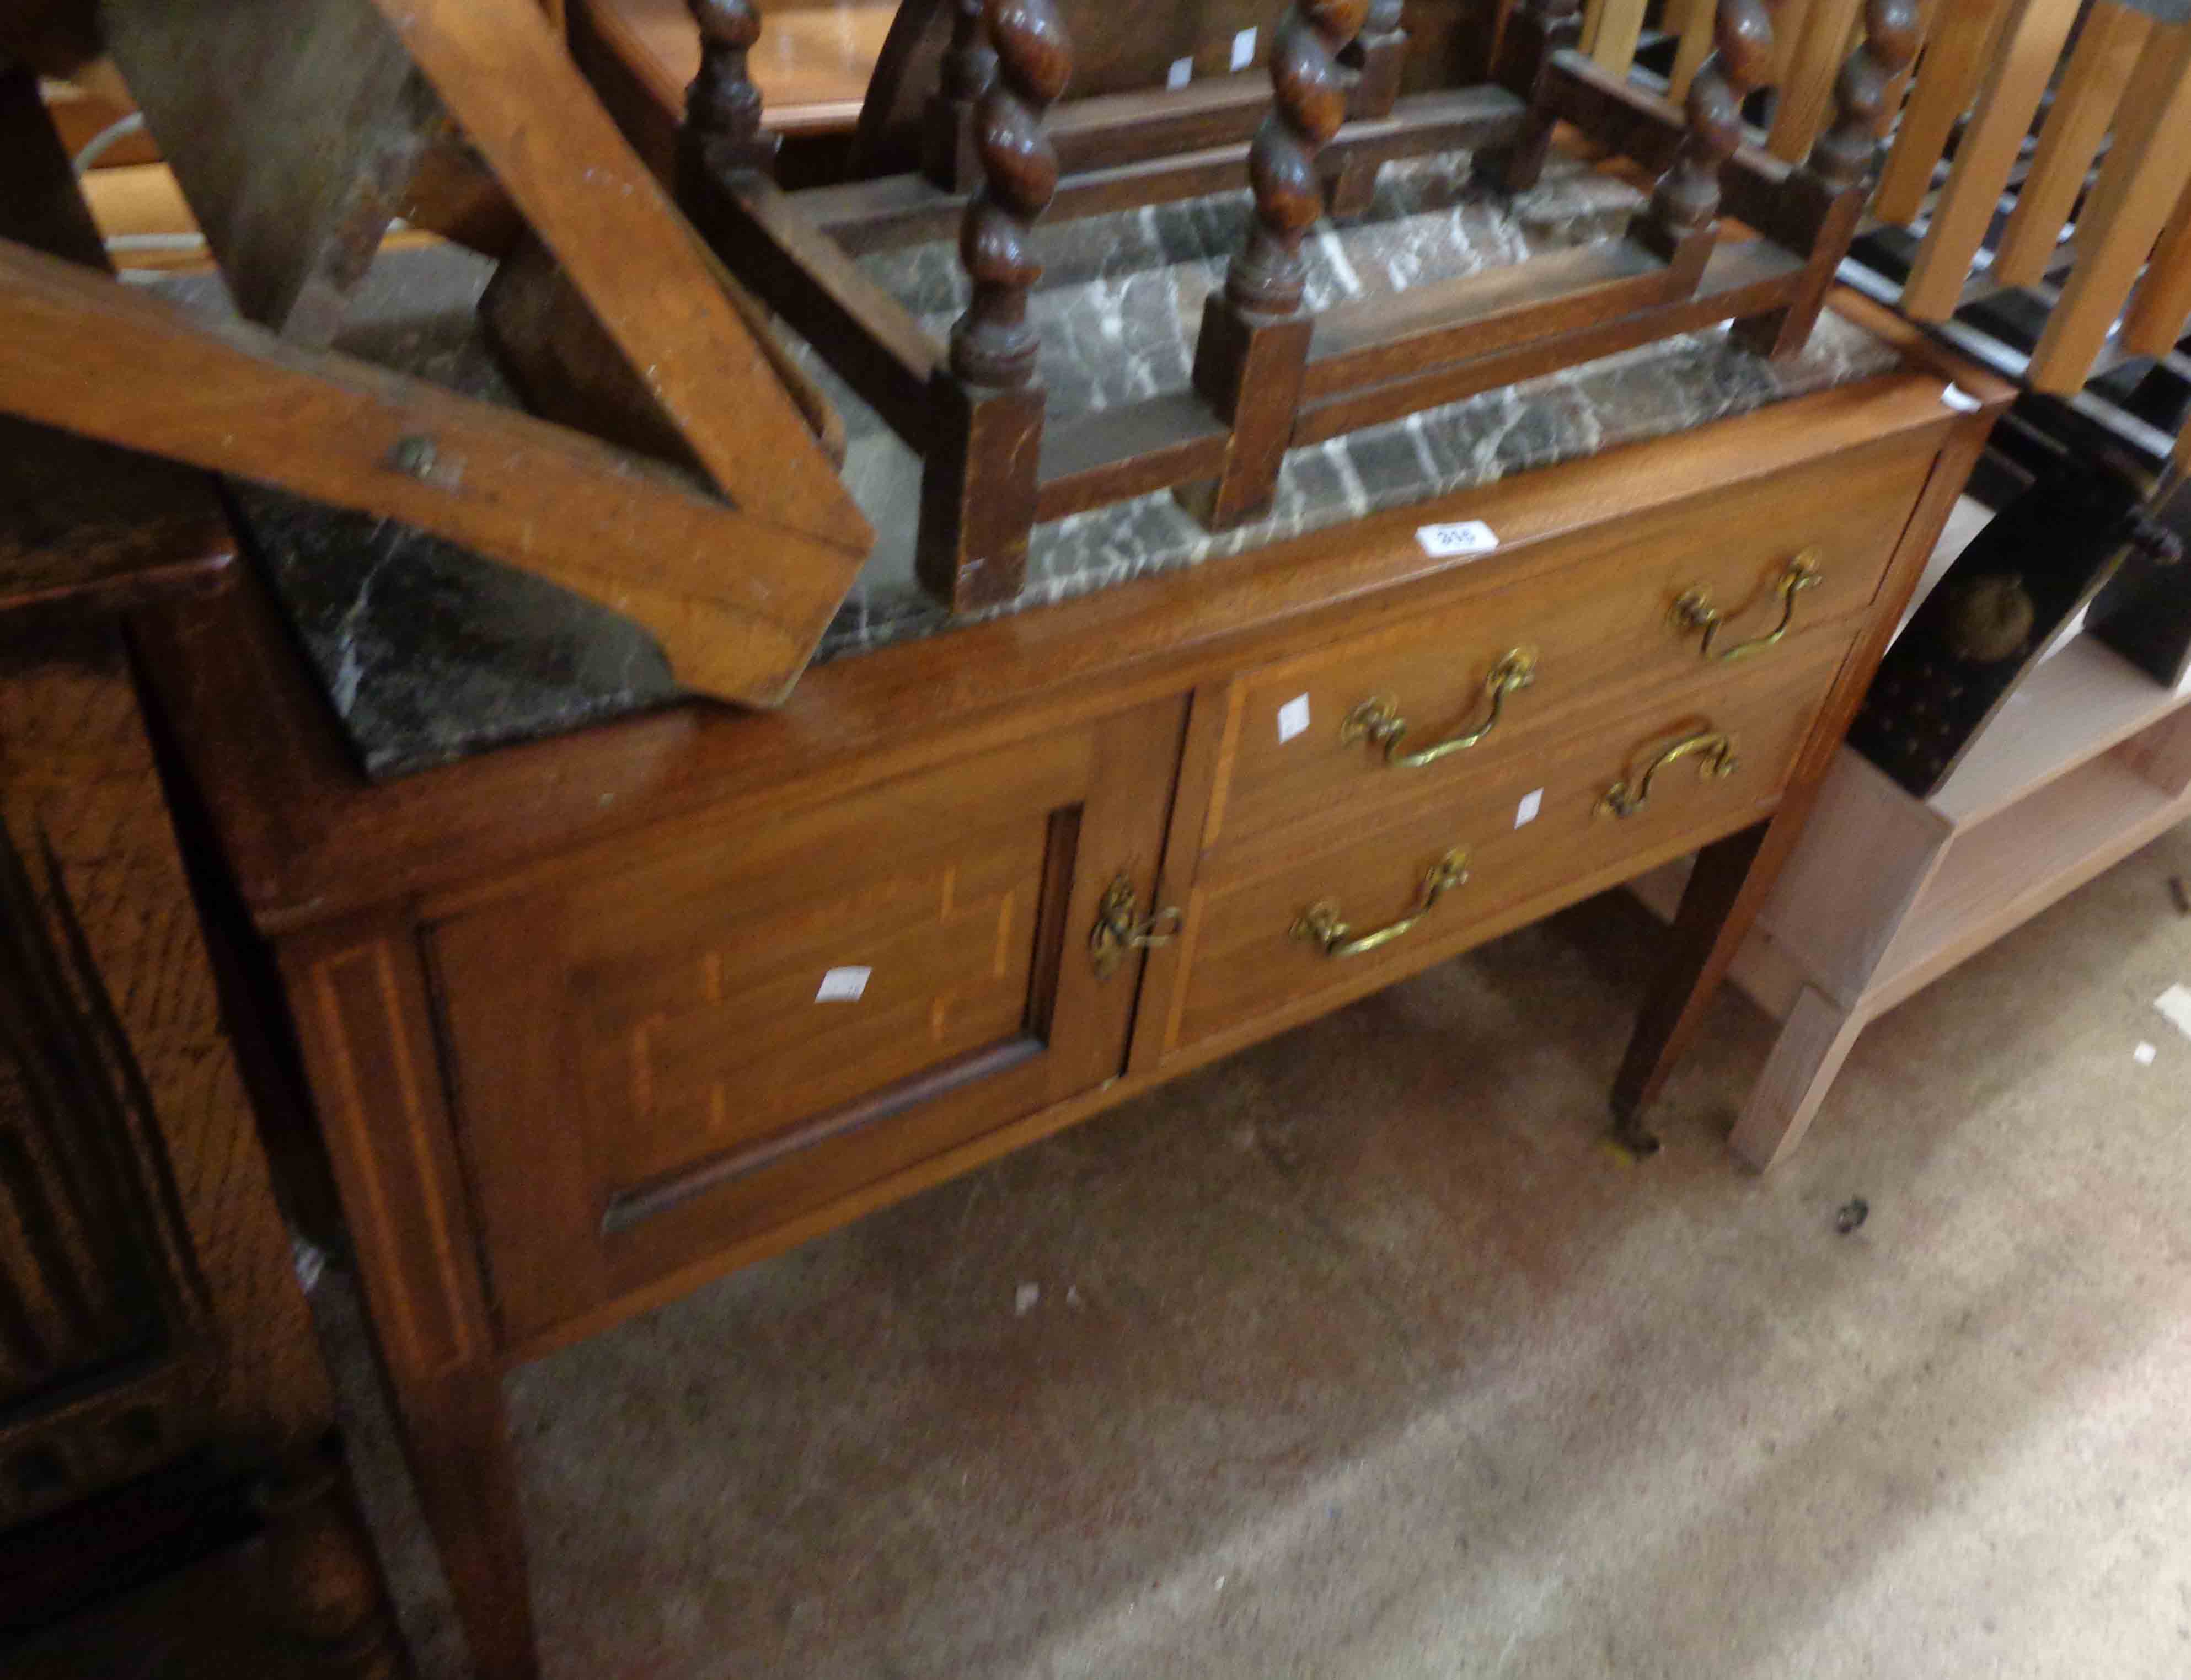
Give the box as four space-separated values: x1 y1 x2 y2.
1151 638 1851 1060
1204 438 1931 850
432 699 1183 1347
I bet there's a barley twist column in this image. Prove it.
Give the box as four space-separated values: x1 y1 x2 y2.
1328 0 1409 211
1808 0 1920 192
1178 0 1370 531
950 0 1070 385
1643 0 1776 278
917 0 1070 610
683 0 778 176
1731 0 1916 355
1229 0 1373 312
924 0 1002 189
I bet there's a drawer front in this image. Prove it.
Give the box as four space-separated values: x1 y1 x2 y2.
436 700 1183 1345
1207 440 1930 850
1158 638 1850 1059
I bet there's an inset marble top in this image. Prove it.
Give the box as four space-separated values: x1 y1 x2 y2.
205 154 1904 778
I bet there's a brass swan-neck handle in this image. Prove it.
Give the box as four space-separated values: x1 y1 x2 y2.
1342 648 1537 768
1595 728 1739 820
1671 550 1822 663
1290 847 1471 959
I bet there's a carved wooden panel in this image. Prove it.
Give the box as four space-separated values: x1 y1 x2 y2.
575 815 1053 1190
0 624 330 1528
432 700 1186 1349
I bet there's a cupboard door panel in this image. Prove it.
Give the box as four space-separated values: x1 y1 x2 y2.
436 698 1185 1345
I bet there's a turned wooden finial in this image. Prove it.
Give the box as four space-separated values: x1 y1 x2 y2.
941 0 1000 101
1229 0 1373 314
685 0 773 168
1805 0 1919 190
1646 0 1776 247
950 0 1072 386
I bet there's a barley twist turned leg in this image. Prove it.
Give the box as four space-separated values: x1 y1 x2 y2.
1641 0 1776 287
915 0 1072 610
1730 0 1918 355
681 0 778 176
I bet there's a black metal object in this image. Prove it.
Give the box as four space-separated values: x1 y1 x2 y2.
1846 452 2165 796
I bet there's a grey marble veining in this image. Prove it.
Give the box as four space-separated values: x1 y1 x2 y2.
213 155 1903 779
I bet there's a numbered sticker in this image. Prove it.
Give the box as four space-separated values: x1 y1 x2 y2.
1415 519 1499 559
815 966 871 1003
1166 56 1192 88
1940 383 1983 413
1277 694 1311 743
1514 788 1544 828
1231 27 1256 68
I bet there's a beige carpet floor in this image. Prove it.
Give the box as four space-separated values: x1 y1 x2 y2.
320 821 2191 1679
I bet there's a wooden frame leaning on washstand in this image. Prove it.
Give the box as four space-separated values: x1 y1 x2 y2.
666 0 1920 613
0 0 873 708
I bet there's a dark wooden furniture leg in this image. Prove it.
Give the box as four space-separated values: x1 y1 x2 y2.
281 917 538 1680
923 0 998 188
1610 813 1783 1149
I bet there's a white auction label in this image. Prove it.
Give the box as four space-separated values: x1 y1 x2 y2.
1231 26 1256 68
1415 519 1499 559
815 966 872 1003
1514 787 1544 828
1166 56 1192 88
2157 982 2191 1042
1940 383 1983 413
1277 693 1311 743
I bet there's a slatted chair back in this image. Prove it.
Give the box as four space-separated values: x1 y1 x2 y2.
1596 0 2191 403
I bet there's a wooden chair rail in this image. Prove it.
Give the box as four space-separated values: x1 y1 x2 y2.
788 84 1533 254
655 0 1904 613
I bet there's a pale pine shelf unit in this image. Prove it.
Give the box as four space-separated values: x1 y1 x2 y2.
1633 499 2191 1168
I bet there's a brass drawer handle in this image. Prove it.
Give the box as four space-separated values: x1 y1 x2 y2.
1595 729 1740 820
1670 550 1822 663
1290 847 1471 960
1089 872 1183 979
1341 648 1537 769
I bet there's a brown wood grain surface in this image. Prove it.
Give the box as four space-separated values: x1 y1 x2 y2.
99 0 434 345
0 66 235 621
1167 629 1850 1053
132 326 1984 936
0 625 334 1452
0 239 853 705
128 306 2003 1680
364 0 872 554
433 698 1185 1347
1989 0 2151 288
1202 436 1931 851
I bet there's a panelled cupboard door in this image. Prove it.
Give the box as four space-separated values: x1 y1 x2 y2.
432 697 1186 1347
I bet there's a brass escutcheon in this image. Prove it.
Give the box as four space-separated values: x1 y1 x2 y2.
1089 872 1183 979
